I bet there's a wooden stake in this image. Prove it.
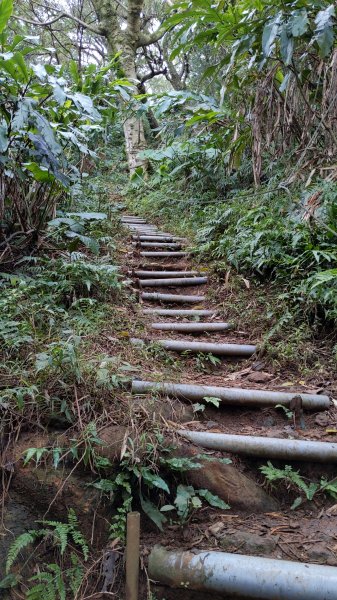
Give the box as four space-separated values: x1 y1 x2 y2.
125 512 140 600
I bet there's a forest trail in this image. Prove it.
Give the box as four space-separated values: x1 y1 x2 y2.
121 212 337 599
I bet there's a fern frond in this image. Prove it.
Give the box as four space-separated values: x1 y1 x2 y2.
6 531 38 573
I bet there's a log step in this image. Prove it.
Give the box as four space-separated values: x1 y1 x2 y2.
136 242 183 249
150 322 232 332
131 339 256 356
178 430 337 463
140 252 188 257
131 380 330 410
143 308 215 316
139 277 207 287
141 292 205 303
134 270 200 278
132 236 186 242
149 546 337 599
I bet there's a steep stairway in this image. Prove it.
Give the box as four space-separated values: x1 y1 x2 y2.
121 214 336 600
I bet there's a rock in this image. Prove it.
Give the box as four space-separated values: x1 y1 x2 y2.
10 465 110 545
306 545 336 565
219 530 277 555
263 416 275 427
247 372 273 383
179 445 278 513
315 413 330 427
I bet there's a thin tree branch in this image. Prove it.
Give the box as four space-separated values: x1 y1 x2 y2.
12 12 103 36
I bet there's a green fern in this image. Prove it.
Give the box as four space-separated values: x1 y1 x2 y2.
27 565 66 600
6 531 40 574
40 521 69 555
67 509 89 561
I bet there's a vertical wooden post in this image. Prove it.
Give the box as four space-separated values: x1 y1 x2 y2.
125 511 140 600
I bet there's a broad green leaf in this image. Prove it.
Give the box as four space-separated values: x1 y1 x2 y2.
315 5 335 58
280 25 294 65
140 469 170 493
140 495 167 531
65 231 100 255
67 212 107 221
0 119 8 152
0 0 13 34
70 92 101 121
174 484 195 517
289 9 309 37
12 99 31 130
197 488 230 509
23 162 55 183
262 13 282 57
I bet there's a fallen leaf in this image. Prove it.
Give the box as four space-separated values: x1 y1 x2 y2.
326 504 337 516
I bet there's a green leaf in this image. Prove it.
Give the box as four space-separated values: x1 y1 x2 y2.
23 162 55 183
262 13 282 57
140 495 167 531
0 0 13 34
203 396 220 408
315 5 335 58
289 9 309 37
197 488 230 509
280 26 294 65
140 468 170 494
65 231 100 255
174 484 195 517
0 573 21 589
0 119 8 152
193 402 205 413
291 496 302 510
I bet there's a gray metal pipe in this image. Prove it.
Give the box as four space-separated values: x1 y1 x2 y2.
148 546 337 599
131 380 330 410
134 270 200 278
140 251 188 257
151 322 232 332
141 292 205 303
139 277 207 287
142 309 215 316
178 430 337 462
132 236 186 242
132 339 256 356
122 219 146 224
138 242 182 249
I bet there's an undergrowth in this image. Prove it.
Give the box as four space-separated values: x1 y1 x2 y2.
128 165 337 371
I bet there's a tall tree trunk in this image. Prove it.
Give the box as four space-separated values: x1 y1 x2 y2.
91 0 148 173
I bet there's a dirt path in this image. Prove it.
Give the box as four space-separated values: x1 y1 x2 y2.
122 214 337 599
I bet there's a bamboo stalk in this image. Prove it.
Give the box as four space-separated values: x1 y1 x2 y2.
125 512 140 600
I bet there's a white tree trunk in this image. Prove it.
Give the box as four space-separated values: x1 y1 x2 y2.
123 115 148 173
